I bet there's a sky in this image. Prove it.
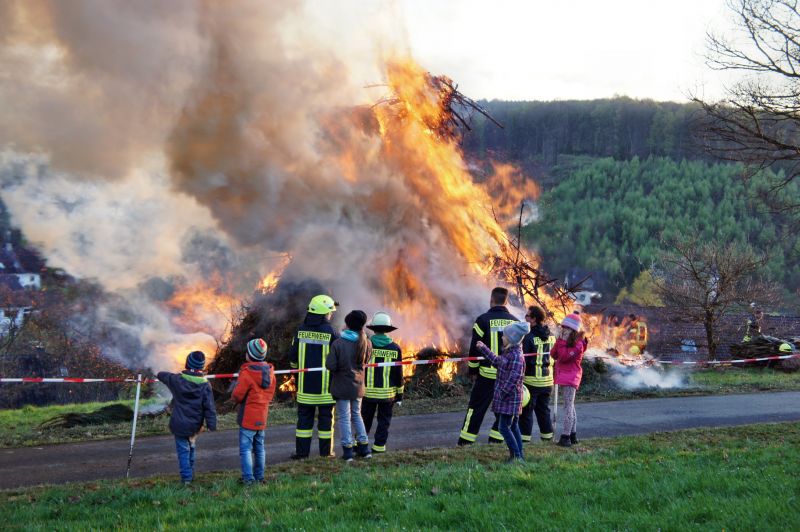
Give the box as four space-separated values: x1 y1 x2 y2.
397 0 733 102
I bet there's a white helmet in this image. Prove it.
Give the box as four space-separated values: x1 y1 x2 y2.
366 311 397 332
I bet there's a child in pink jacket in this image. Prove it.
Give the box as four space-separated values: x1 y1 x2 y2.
552 313 588 447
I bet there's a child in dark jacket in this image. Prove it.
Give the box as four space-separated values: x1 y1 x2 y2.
157 350 217 485
231 338 276 484
552 313 588 448
326 310 373 462
476 321 530 463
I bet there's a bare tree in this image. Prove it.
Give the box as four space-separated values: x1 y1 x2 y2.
653 238 778 359
694 0 800 217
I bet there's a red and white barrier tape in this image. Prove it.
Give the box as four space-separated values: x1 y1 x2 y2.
1 351 797 383
659 353 800 366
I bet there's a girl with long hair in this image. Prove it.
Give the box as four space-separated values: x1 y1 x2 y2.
326 310 373 461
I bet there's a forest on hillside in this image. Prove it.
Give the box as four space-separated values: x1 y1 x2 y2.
457 98 799 309
463 98 698 165
524 156 800 306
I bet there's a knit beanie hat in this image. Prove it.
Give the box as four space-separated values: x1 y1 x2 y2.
503 321 530 346
561 313 582 332
344 310 368 332
185 350 206 370
246 338 268 361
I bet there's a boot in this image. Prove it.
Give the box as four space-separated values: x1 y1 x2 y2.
556 435 572 448
341 445 354 462
356 442 372 459
570 432 579 445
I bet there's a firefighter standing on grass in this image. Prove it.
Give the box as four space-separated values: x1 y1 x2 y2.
458 287 519 445
290 295 339 459
520 306 556 442
362 311 404 454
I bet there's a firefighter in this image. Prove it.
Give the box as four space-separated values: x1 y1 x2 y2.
289 294 339 459
519 305 556 443
361 311 404 454
628 314 648 353
743 305 763 342
458 287 519 445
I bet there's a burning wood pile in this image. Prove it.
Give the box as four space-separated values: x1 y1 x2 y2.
206 280 327 401
201 65 574 402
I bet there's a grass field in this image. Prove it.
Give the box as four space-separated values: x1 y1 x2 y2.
1 366 798 448
1 422 797 530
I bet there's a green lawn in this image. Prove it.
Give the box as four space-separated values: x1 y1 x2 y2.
1 422 797 530
1 366 797 449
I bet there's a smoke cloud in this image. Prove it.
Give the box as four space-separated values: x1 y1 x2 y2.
0 1 526 369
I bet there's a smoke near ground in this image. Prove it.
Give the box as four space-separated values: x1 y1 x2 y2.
0 1 526 369
585 349 687 390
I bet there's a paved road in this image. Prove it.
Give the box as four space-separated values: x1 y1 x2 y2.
2 391 799 490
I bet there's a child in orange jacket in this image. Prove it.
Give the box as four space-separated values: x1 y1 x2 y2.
231 338 276 484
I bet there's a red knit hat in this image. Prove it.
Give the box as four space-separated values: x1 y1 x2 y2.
561 313 582 332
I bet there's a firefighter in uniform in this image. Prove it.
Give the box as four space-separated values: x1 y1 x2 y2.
361 311 404 454
628 314 648 353
520 306 556 442
743 305 763 342
290 294 339 459
458 287 519 445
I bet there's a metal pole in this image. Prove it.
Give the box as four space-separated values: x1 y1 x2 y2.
125 373 142 479
552 384 559 426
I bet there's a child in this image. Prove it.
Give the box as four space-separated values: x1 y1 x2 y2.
157 350 217 485
476 321 530 463
231 338 276 485
326 310 372 462
552 313 588 448
362 311 404 454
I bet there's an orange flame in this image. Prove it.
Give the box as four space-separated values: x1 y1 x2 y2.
582 313 648 364
259 256 290 294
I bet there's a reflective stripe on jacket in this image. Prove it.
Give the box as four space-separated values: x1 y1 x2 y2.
289 313 339 405
522 325 556 387
365 340 404 402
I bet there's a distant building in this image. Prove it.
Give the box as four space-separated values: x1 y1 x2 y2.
0 242 41 290
0 238 43 336
564 267 606 306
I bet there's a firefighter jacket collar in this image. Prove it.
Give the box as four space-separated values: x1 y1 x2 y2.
371 334 393 348
303 312 331 327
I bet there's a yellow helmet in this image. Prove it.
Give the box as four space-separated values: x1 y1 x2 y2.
308 295 337 315
522 385 531 408
629 345 641 356
779 343 794 353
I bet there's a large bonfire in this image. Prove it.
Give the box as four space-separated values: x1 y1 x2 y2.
196 59 566 389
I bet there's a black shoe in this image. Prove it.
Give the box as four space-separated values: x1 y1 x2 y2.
570 432 579 445
356 442 372 459
556 435 572 448
238 479 254 486
341 446 354 462
488 438 504 444
290 453 309 460
457 438 473 446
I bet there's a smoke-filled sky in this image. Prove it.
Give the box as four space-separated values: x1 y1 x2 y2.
0 0 739 369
